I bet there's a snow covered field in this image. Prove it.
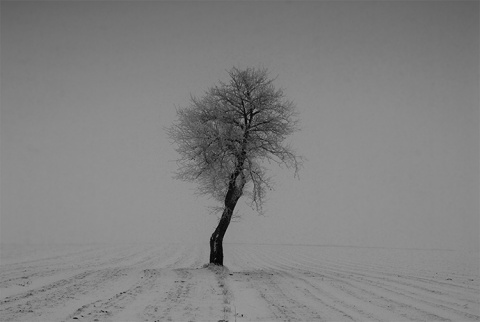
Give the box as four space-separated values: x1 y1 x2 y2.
1 243 478 321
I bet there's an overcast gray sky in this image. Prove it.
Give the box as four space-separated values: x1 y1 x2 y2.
1 1 478 251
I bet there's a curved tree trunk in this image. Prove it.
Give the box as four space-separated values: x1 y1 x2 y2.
209 206 235 265
209 169 245 266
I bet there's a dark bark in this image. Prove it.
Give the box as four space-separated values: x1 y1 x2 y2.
209 168 245 265
209 206 234 265
210 118 249 266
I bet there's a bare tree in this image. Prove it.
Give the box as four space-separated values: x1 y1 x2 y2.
167 67 302 265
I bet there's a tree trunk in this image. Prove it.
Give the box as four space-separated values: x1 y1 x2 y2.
209 206 234 265
209 169 245 266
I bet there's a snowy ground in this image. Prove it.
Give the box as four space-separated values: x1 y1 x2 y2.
0 243 478 321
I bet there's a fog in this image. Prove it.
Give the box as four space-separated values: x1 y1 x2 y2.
1 2 478 251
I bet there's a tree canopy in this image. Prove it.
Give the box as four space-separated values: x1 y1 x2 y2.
167 67 302 214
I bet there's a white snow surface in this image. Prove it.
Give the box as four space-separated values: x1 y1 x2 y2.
0 243 478 321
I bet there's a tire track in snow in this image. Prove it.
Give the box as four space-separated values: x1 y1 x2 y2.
141 267 230 322
63 269 162 322
0 268 129 322
0 244 182 322
226 244 479 322
2 244 478 321
233 270 325 321
0 245 153 294
268 247 478 321
280 253 480 320
275 255 478 321
289 249 479 300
